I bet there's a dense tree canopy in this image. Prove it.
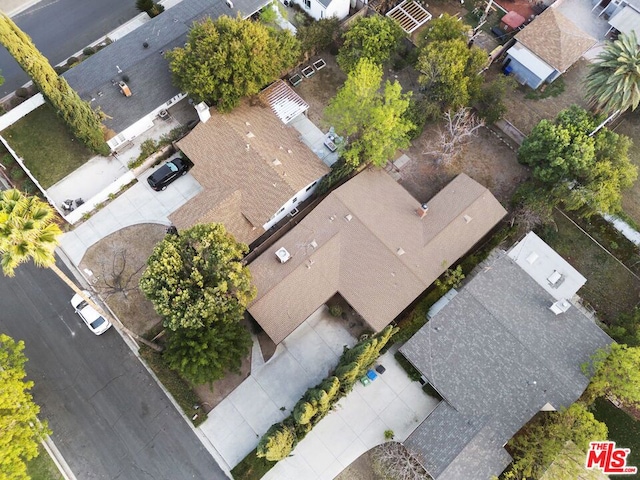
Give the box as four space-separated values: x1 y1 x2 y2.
163 321 252 385
504 403 608 480
0 14 108 154
0 334 50 480
337 15 405 73
417 12 469 46
325 58 414 168
0 189 61 277
585 31 640 115
167 16 300 112
416 38 486 110
584 343 640 407
139 223 255 331
518 106 637 216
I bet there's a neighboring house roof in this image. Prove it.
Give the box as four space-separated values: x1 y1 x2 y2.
248 170 506 344
514 7 596 72
169 101 329 244
609 6 640 37
260 80 309 124
63 0 270 133
400 249 612 480
507 231 586 301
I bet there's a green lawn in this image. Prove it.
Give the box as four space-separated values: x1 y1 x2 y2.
592 398 640 480
2 104 93 188
538 211 640 324
26 444 63 480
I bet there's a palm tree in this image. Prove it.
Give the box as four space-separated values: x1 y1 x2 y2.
0 190 161 350
584 31 640 115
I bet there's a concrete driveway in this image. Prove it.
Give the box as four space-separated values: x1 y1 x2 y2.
59 168 201 265
263 347 440 480
199 305 440 478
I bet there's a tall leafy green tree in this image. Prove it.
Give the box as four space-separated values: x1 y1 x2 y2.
518 106 637 216
167 16 300 112
325 58 414 168
337 15 405 73
417 12 469 46
0 14 108 155
416 38 486 110
585 31 640 115
583 343 640 407
504 403 608 480
0 334 50 480
139 223 256 331
163 321 251 385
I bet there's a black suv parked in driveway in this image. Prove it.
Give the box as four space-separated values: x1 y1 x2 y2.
147 157 192 191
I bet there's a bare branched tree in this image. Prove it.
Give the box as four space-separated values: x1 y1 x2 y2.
98 249 145 300
423 107 484 166
372 442 431 480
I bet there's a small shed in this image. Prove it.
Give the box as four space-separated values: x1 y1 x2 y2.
500 11 525 32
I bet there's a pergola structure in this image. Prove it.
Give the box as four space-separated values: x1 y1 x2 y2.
386 0 432 34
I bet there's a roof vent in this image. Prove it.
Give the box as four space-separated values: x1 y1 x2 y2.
275 247 291 263
345 214 353 222
143 41 149 48
310 240 318 249
416 203 429 218
526 252 539 264
397 248 405 256
247 132 255 138
550 299 571 315
272 158 281 166
118 81 132 97
548 270 562 286
463 214 472 223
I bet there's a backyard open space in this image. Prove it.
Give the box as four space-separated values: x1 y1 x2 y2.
1 104 94 188
538 211 640 324
501 59 592 136
613 113 640 227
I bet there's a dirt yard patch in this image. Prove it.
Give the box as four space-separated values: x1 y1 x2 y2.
291 52 347 129
501 59 591 136
80 223 166 336
335 451 380 480
399 123 529 205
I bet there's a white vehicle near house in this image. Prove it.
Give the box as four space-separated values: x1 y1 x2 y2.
70 291 112 335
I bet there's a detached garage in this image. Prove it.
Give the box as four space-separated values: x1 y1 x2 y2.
503 8 596 89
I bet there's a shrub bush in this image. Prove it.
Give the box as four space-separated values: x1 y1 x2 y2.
329 304 343 317
82 47 95 56
66 56 78 67
54 65 68 75
10 168 25 181
14 87 28 98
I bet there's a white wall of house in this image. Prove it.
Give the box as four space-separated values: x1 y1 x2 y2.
262 178 321 230
107 93 187 150
289 0 349 21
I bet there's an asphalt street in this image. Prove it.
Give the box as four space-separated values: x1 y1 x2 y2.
0 259 225 480
0 0 138 96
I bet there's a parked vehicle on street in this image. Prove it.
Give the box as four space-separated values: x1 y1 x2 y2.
70 291 112 335
147 157 192 191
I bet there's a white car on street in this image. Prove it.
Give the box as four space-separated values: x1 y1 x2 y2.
70 291 112 335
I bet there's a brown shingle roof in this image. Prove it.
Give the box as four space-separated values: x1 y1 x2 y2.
169 102 329 244
248 170 507 344
515 8 596 72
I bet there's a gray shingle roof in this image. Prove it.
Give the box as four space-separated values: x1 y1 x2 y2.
63 0 270 133
401 253 613 480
